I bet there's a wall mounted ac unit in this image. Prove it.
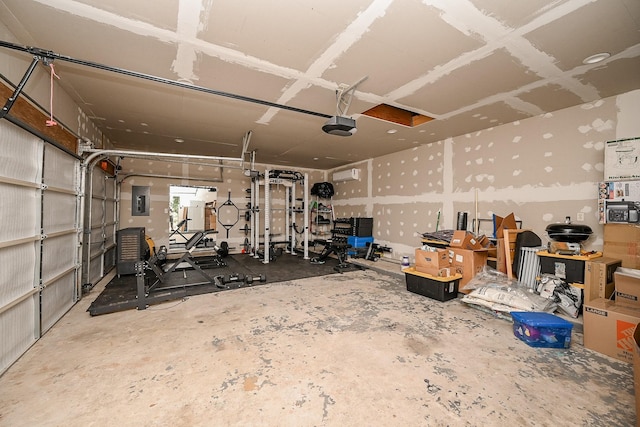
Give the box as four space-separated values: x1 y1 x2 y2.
332 168 360 182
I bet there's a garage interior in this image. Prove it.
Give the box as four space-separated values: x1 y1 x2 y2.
1 0 640 425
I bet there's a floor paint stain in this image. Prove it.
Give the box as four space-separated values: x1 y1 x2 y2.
244 376 258 391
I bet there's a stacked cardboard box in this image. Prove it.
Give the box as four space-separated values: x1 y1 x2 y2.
447 230 489 291
604 224 640 269
414 248 449 276
584 266 640 363
409 230 492 300
633 325 640 418
583 257 621 304
614 268 640 308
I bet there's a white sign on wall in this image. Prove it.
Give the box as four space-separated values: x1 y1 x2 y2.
604 137 640 181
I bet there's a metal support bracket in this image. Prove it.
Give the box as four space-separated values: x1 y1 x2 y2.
0 56 40 119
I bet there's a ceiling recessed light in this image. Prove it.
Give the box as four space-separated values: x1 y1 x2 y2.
174 138 184 143
387 129 398 134
583 52 610 64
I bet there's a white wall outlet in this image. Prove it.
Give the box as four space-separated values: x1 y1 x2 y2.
576 212 585 221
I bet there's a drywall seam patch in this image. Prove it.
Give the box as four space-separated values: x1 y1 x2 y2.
389 0 597 107
171 0 208 82
256 0 393 124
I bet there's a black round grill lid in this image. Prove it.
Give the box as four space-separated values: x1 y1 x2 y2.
545 222 592 243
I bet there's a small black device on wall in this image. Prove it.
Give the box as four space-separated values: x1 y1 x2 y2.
132 185 150 216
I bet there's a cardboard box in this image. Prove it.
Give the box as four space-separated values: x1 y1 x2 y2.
583 298 640 363
447 247 488 290
493 212 518 239
404 267 461 302
205 209 217 231
614 267 640 309
476 235 494 249
633 324 640 421
604 138 640 181
584 257 622 303
604 223 640 269
415 248 449 276
449 230 483 250
511 311 573 349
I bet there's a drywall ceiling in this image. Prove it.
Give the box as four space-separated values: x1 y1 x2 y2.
0 0 639 169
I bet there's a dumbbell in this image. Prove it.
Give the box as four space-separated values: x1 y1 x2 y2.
223 273 245 284
244 274 267 284
215 241 229 257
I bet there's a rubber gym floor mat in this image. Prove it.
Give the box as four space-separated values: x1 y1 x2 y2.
87 253 354 316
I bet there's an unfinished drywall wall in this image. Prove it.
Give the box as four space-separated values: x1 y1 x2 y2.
331 89 640 261
118 159 326 252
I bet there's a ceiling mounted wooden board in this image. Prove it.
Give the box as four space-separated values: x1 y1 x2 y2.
362 104 434 128
0 81 78 152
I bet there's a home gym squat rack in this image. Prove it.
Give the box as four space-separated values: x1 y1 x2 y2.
248 169 310 263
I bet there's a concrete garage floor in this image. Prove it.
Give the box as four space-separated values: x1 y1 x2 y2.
0 262 635 426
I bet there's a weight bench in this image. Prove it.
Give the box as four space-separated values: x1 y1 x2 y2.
310 238 361 273
148 231 219 289
169 218 190 246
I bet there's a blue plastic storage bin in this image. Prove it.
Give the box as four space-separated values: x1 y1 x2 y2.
511 311 573 349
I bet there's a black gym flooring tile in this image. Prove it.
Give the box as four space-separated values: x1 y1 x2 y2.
87 252 352 316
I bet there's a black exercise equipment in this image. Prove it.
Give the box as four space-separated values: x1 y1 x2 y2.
223 273 244 284
216 241 230 257
155 244 168 263
212 272 261 290
241 237 250 253
87 250 345 316
310 237 362 273
218 191 240 238
244 274 267 284
148 231 221 288
169 218 190 241
256 240 289 262
87 231 226 314
360 242 392 261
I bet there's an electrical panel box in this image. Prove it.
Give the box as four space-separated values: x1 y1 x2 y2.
132 185 150 216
